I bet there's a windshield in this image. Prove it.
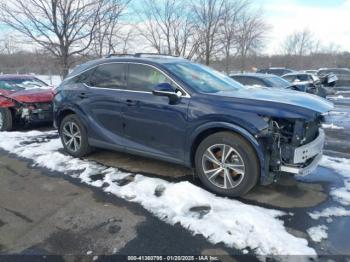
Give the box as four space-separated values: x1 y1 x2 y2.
0 78 48 91
164 62 244 93
265 76 291 88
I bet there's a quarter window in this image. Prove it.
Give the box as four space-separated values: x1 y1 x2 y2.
89 63 126 89
128 64 175 92
70 70 92 84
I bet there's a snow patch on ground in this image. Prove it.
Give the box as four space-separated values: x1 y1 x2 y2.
308 207 350 220
328 95 345 100
0 130 316 256
320 156 350 207
321 156 350 179
330 186 350 206
307 225 328 243
321 123 344 129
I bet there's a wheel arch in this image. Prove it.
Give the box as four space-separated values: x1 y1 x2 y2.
188 122 267 184
56 108 76 130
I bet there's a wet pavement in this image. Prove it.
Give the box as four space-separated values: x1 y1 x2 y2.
0 88 350 260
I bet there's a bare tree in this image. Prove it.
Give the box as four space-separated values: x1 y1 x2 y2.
282 28 317 57
235 7 269 71
135 0 198 58
91 0 131 57
192 0 225 65
0 33 21 55
220 0 248 73
0 0 119 77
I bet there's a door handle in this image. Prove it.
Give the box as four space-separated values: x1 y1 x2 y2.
78 92 88 99
126 99 139 106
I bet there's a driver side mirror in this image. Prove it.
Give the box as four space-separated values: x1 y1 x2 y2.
152 83 182 104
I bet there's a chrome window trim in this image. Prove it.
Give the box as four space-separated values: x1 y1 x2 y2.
68 61 191 98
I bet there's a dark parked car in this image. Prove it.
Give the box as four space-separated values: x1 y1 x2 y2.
0 75 54 131
54 54 333 197
231 73 292 89
256 67 295 76
230 73 326 96
317 68 350 86
281 72 330 97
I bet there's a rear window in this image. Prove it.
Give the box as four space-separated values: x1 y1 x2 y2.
89 63 126 89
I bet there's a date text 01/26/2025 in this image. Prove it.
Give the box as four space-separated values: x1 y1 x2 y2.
127 255 220 261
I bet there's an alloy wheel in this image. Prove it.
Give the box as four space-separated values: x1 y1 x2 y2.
201 144 245 189
62 121 82 152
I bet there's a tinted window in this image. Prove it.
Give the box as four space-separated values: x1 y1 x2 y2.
69 70 92 84
230 76 247 85
128 64 175 92
244 77 266 86
283 75 294 82
296 74 309 81
89 63 126 89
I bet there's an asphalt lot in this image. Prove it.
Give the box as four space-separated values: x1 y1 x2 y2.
1 87 350 261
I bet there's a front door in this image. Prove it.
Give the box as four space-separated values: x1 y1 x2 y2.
123 63 190 163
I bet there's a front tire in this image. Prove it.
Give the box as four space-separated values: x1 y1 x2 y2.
59 114 92 157
195 132 259 197
0 108 13 131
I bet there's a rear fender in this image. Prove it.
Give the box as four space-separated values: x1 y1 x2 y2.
55 105 90 131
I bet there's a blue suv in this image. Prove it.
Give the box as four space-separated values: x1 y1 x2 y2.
53 54 333 197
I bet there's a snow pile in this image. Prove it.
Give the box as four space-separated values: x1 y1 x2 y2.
328 95 345 100
330 186 350 206
0 130 316 256
308 206 350 220
307 225 328 243
320 156 350 207
321 123 344 130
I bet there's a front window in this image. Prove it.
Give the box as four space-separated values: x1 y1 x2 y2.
164 62 243 93
128 64 176 92
0 77 48 91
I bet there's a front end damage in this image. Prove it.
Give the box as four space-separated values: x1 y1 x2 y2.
18 102 53 125
259 115 325 182
0 94 52 126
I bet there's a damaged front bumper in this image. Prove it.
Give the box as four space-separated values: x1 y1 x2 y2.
279 129 325 176
18 103 53 124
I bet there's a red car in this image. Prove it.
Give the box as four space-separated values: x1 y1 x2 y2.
0 75 55 131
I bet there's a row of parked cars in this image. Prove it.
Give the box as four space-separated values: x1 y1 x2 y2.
0 57 339 197
230 67 347 98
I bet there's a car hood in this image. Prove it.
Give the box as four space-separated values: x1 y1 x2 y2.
212 86 333 119
1 88 54 103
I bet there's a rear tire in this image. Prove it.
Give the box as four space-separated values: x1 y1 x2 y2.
59 114 92 157
195 131 259 197
0 108 13 131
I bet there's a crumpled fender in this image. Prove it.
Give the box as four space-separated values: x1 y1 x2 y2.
0 95 17 108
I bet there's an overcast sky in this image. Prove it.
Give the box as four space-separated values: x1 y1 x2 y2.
1 0 349 55
259 0 350 54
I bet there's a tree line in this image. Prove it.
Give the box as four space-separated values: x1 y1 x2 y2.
0 0 347 78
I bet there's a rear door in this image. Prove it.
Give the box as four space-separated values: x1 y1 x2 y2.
78 63 129 147
122 63 190 163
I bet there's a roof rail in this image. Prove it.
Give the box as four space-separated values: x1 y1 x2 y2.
134 53 180 58
105 53 135 58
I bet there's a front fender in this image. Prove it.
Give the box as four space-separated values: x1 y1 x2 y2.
186 121 268 185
